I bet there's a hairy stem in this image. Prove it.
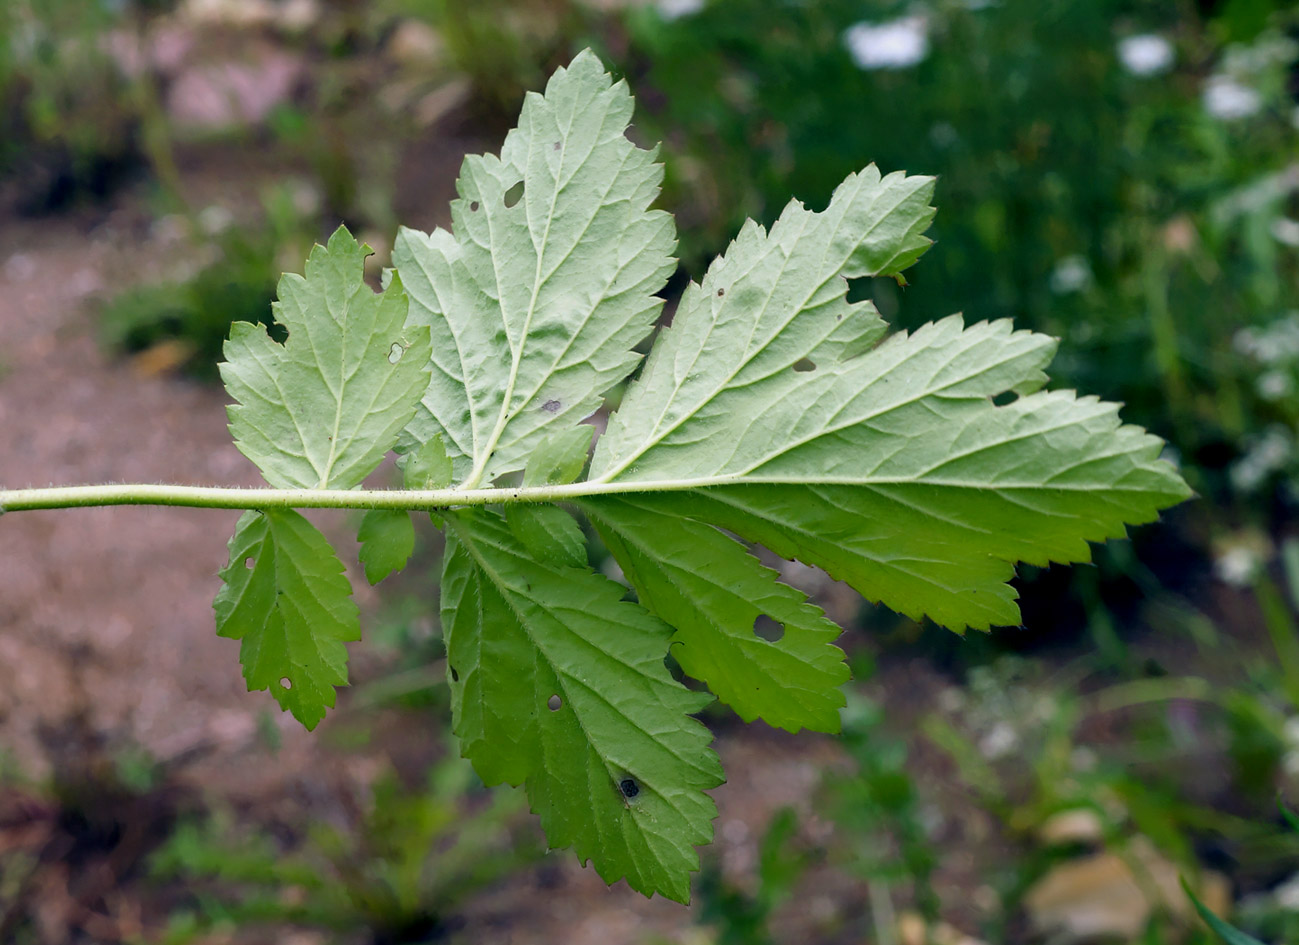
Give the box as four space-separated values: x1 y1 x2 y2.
0 479 697 513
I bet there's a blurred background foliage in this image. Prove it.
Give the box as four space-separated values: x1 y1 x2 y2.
1 0 1298 942
616 0 1299 524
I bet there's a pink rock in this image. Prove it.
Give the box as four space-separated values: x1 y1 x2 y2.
167 47 302 131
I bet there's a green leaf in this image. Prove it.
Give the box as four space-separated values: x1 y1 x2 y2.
221 226 432 489
357 508 415 584
215 510 359 729
224 50 1186 899
401 435 453 491
1280 796 1299 834
375 52 1186 892
1181 877 1262 945
592 163 936 482
586 169 1190 629
393 50 675 488
440 508 722 901
504 504 586 567
582 496 848 733
523 425 595 487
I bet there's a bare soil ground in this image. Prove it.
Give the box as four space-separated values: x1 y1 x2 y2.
0 210 274 778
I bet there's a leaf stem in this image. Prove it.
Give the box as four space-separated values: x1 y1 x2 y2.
0 479 698 513
0 465 1189 515
0 483 550 513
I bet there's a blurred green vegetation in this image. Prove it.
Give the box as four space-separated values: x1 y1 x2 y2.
150 754 540 945
97 183 315 375
680 641 1299 943
616 0 1299 522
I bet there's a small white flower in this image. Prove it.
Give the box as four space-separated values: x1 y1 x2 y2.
1118 34 1174 76
1204 75 1262 120
1283 715 1299 747
1230 428 1294 493
1215 546 1261 585
1235 314 1299 364
843 16 929 71
1272 217 1299 248
657 0 704 21
1213 530 1274 583
1258 370 1294 401
1275 872 1299 910
1285 750 1299 777
1050 255 1092 295
979 721 1018 759
1243 428 1293 479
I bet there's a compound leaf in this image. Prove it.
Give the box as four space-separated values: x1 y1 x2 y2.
393 49 675 488
222 226 432 490
440 507 722 902
206 49 1192 902
215 510 359 730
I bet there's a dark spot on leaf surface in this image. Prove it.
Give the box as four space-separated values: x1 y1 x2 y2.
542 399 561 413
469 201 479 212
548 694 562 711
793 357 817 373
619 778 639 799
717 288 725 297
504 181 524 208
553 140 561 151
450 666 460 682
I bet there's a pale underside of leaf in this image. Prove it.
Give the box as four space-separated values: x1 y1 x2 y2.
214 510 359 729
581 161 1187 631
440 507 722 902
581 495 848 733
221 226 432 490
393 49 676 488
589 317 1188 629
594 164 937 482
